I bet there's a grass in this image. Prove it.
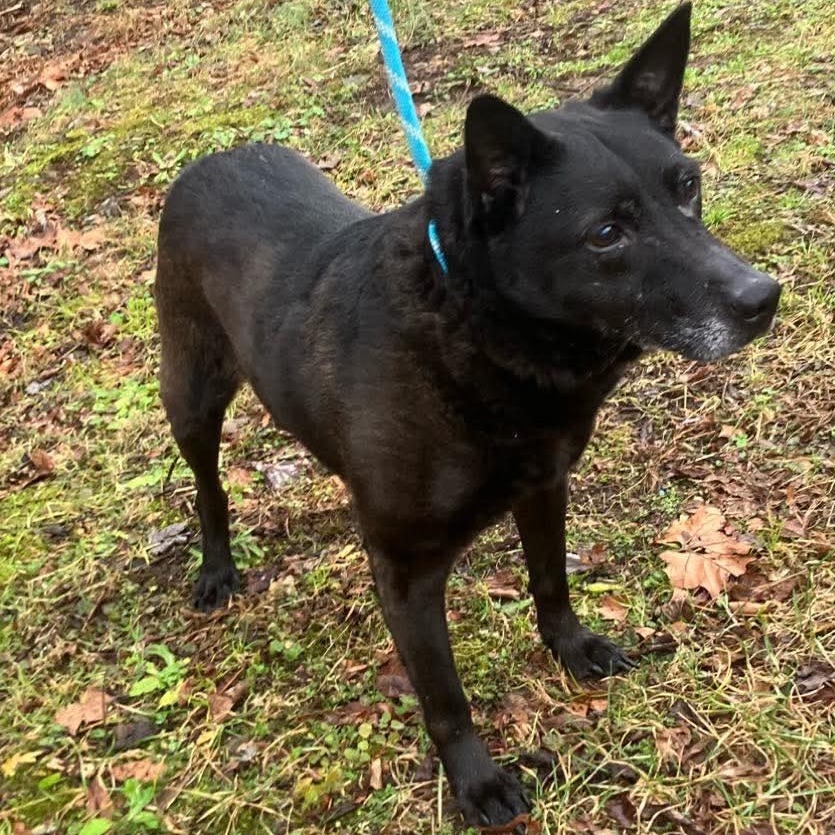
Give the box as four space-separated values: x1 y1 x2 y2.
1 0 834 833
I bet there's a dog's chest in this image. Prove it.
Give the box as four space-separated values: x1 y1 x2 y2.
425 433 578 537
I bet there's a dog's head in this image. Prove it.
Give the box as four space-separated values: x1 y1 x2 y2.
456 2 780 362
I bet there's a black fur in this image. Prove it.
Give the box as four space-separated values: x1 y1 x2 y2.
154 3 779 826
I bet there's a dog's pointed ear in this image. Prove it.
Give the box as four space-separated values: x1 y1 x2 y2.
591 2 692 134
465 94 551 234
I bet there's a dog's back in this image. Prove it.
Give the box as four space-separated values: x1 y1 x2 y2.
157 143 368 324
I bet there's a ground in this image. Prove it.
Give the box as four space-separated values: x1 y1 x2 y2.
1 0 834 833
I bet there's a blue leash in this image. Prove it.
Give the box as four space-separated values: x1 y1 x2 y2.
369 0 449 274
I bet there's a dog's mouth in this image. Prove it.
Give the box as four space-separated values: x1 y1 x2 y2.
638 307 779 363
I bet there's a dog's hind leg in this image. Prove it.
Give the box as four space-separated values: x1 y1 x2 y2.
156 260 242 611
513 478 636 679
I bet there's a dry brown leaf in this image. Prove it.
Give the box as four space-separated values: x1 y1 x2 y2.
246 565 281 595
5 223 58 263
0 105 42 129
606 795 637 828
658 505 755 599
780 518 805 539
659 505 751 556
112 717 158 751
37 58 74 91
54 687 112 735
794 660 835 702
729 571 799 603
566 695 608 718
57 226 106 252
376 653 414 699
462 31 503 48
654 723 692 763
485 569 520 601
598 594 629 622
111 758 165 782
208 681 248 722
478 813 541 834
86 774 113 817
226 466 252 487
28 449 55 474
82 320 118 348
660 550 754 599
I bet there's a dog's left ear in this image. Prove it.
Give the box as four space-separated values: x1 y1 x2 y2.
591 2 692 134
465 94 552 234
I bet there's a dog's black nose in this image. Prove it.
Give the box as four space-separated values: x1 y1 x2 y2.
730 272 781 324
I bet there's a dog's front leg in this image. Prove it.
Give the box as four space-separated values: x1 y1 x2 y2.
513 478 635 679
369 547 529 828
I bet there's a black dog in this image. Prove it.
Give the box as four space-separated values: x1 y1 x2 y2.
155 3 779 827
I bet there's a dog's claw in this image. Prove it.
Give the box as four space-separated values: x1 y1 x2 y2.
448 748 530 830
192 563 241 611
548 626 636 681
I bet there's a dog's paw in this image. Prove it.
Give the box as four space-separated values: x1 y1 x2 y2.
453 764 530 830
192 563 241 612
550 626 636 680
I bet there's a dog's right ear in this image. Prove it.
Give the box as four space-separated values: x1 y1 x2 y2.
465 94 551 235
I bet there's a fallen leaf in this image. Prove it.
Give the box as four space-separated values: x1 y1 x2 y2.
57 227 106 252
38 58 74 91
485 569 520 601
658 505 754 599
82 320 118 348
566 695 608 718
414 754 433 782
55 687 112 735
246 564 281 594
86 775 113 817
478 813 540 834
462 31 503 48
376 654 414 699
316 152 342 171
0 105 42 130
2 750 40 778
659 505 751 556
226 465 252 487
606 795 637 828
111 758 165 782
598 594 629 622
147 522 189 556
112 718 158 751
254 460 299 491
728 600 774 616
794 660 835 702
654 723 692 763
28 449 55 474
780 518 805 539
221 416 248 441
208 680 248 722
660 550 754 599
4 222 58 263
729 572 799 603
580 542 608 565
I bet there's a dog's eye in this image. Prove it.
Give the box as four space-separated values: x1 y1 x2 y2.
680 175 700 202
587 223 623 250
